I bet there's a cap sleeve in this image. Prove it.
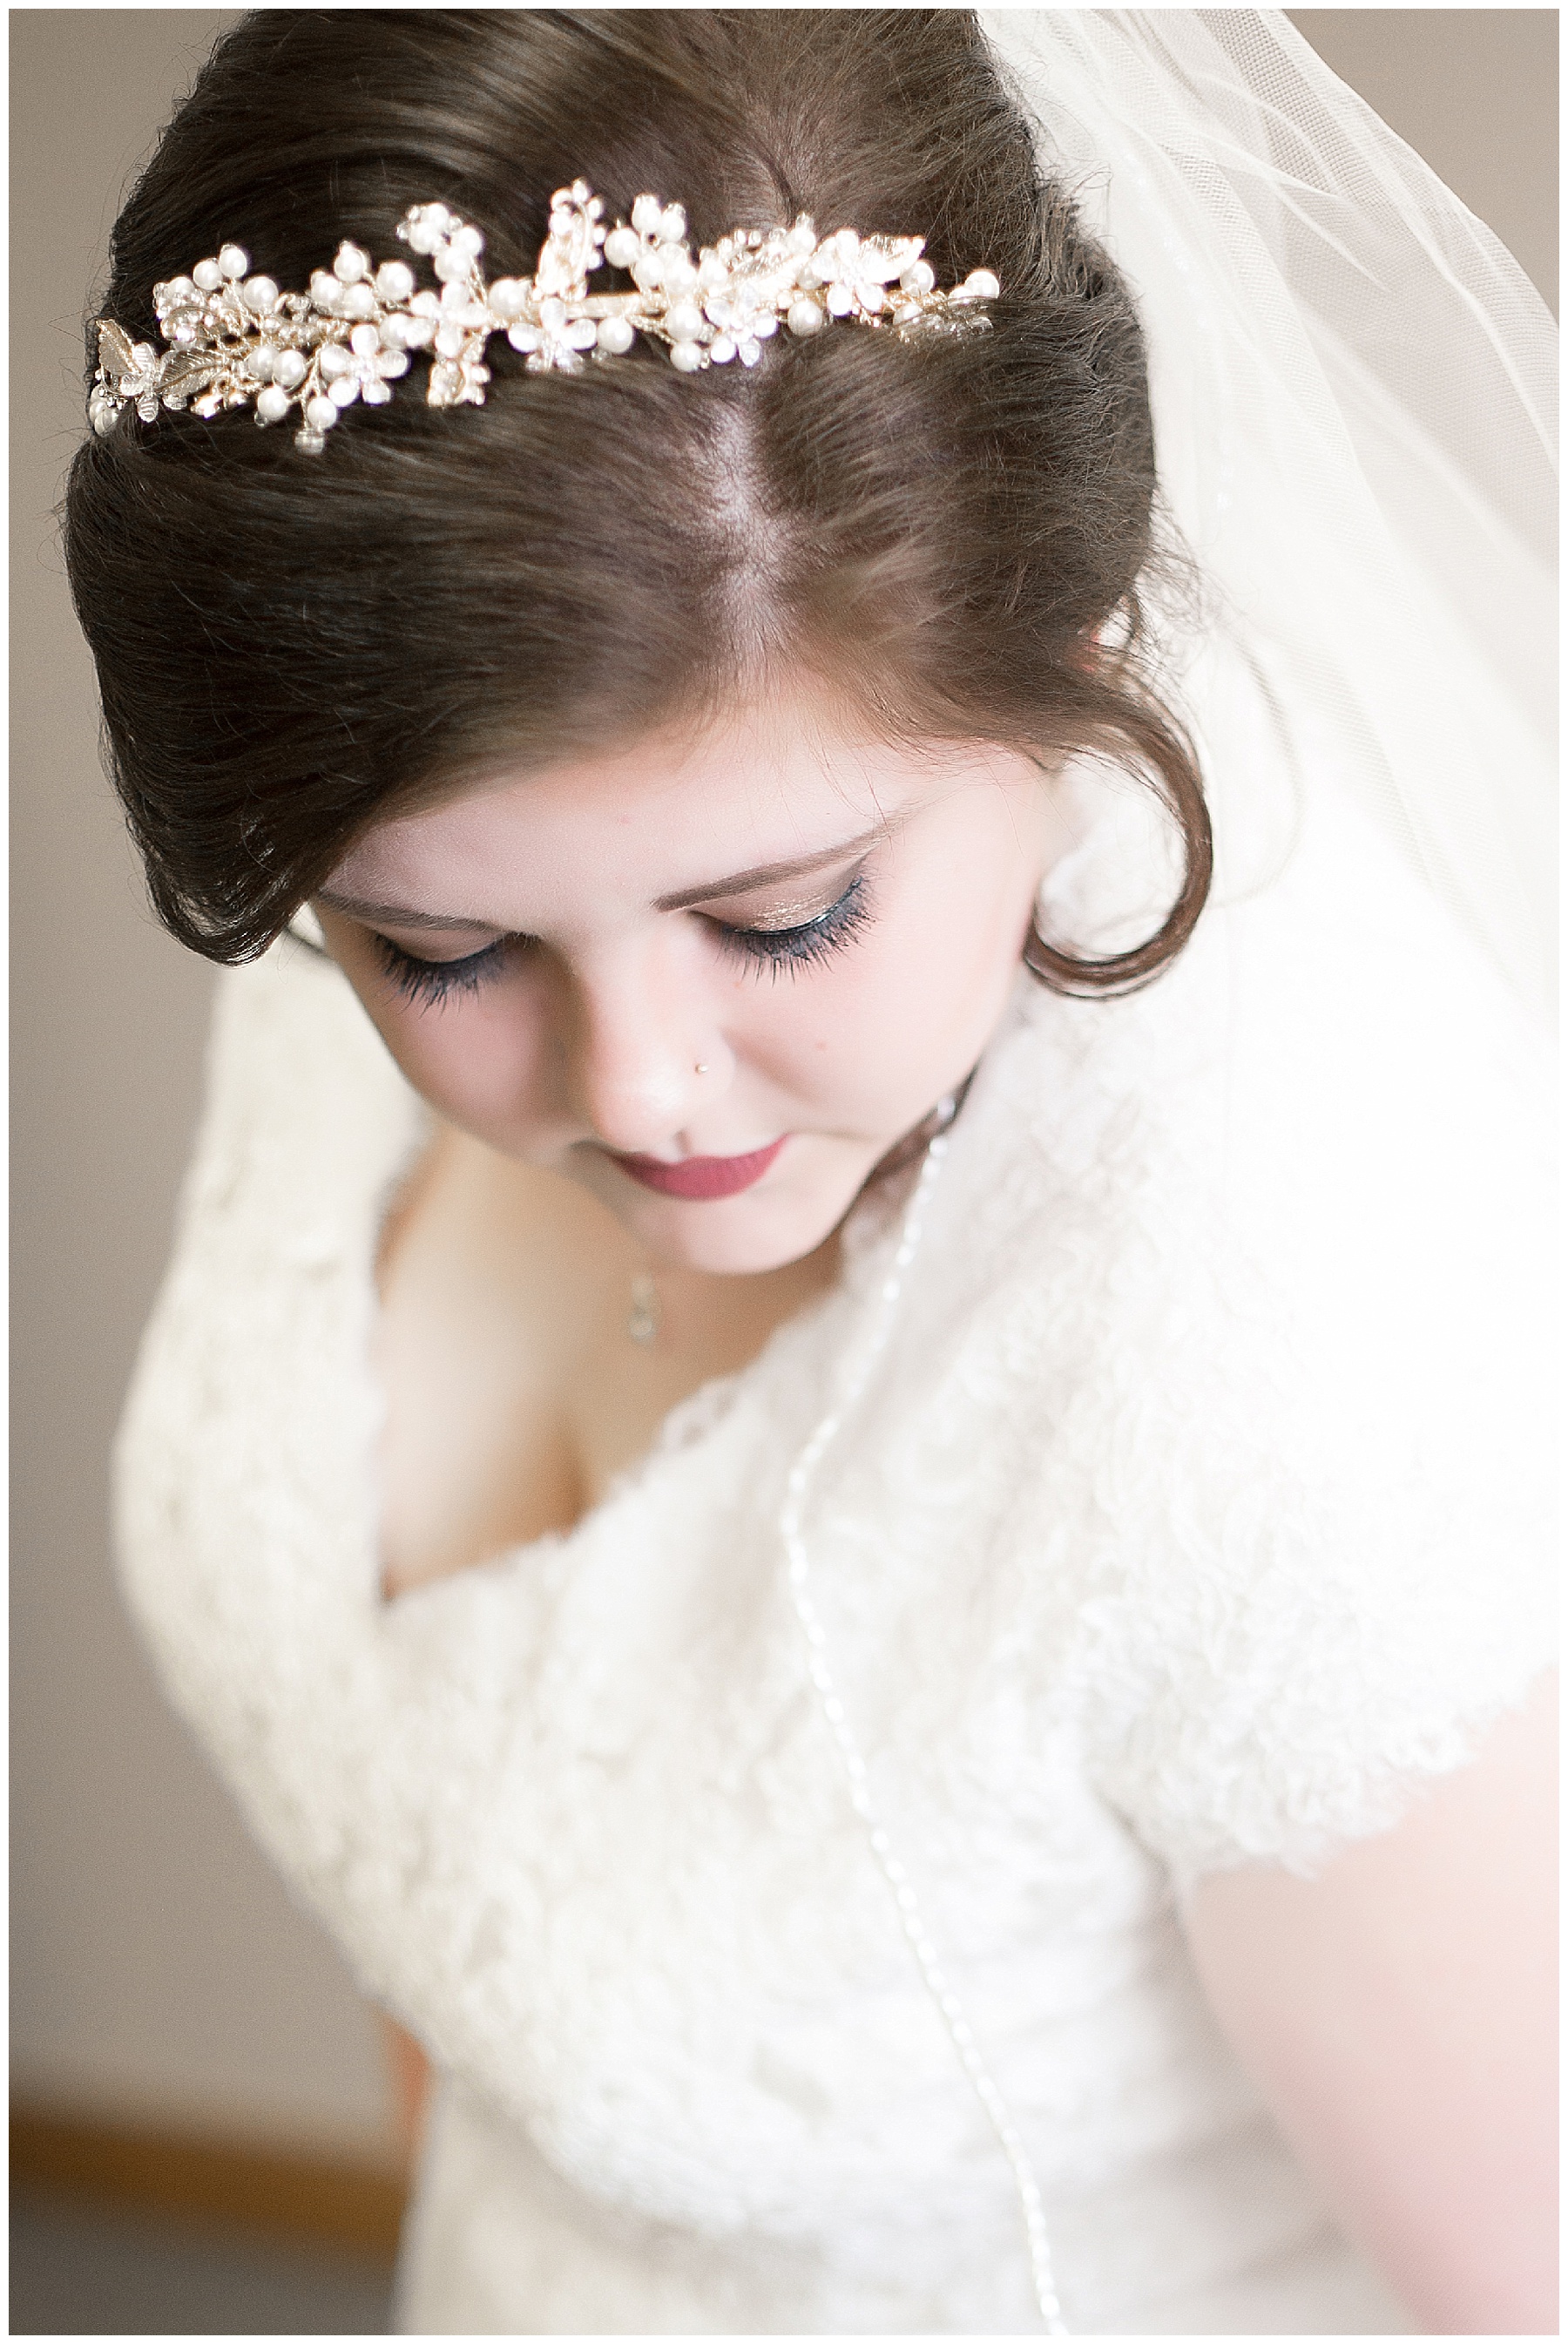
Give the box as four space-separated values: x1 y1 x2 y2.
1072 796 1556 1891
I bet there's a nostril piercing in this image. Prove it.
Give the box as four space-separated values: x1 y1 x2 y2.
694 1060 710 1074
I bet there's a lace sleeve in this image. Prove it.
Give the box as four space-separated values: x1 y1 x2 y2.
1072 807 1556 1893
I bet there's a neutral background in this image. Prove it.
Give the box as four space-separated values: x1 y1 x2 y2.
11 9 1558 2163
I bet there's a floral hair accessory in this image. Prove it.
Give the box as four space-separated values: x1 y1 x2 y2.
88 180 1000 454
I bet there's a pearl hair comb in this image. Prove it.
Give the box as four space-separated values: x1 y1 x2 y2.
89 180 1000 455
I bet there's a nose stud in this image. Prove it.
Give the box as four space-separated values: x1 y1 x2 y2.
694 1060 710 1074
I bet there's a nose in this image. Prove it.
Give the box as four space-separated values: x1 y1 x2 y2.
558 938 720 1153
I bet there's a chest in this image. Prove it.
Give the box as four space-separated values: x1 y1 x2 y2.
373 1125 838 1597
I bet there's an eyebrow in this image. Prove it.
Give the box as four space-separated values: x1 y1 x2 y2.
653 825 884 911
314 824 887 932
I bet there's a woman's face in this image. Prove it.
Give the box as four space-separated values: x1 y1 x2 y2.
315 685 1053 1275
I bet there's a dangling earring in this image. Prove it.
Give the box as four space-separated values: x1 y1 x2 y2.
627 1272 660 1347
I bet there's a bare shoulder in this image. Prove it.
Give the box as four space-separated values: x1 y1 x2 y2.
375 1124 638 1598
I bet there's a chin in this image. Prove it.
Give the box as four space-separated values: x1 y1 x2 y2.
583 1151 873 1277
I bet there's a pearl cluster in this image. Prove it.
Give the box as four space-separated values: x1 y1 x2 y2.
88 180 1000 454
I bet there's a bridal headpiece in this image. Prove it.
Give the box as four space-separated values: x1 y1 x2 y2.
89 179 1000 454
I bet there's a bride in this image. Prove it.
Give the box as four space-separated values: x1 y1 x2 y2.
67 11 1553 2334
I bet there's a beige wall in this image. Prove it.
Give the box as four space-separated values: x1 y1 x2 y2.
10 10 1557 2156
10 8 392 2155
1288 10 1557 312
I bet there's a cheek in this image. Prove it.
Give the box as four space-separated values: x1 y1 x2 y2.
751 857 1034 1101
361 982 547 1139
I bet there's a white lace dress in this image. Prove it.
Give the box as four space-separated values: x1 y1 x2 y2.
114 772 1552 2335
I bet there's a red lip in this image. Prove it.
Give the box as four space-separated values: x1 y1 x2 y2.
609 1136 787 1200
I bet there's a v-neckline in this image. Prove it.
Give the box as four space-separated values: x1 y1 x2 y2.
361 1102 899 1610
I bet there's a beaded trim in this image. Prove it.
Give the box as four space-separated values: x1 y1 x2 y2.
89 180 999 455
780 1112 1069 2334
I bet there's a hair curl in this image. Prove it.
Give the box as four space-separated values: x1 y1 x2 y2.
64 7 1210 986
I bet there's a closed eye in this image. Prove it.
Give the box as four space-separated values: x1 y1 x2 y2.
706 870 872 978
372 932 511 1006
365 864 874 1006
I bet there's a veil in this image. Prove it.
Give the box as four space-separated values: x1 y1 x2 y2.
981 9 1558 1027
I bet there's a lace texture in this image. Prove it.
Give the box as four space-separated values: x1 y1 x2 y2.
114 759 1551 2334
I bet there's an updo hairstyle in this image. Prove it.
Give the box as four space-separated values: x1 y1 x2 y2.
64 8 1211 991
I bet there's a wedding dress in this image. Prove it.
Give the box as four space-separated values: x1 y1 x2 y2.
116 746 1551 2331
110 11 1553 2334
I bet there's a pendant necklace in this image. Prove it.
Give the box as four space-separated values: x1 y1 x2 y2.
627 1272 660 1346
627 1057 710 1347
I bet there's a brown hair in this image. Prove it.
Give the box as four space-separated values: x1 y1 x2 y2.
64 8 1210 989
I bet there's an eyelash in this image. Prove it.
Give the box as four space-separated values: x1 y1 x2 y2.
371 870 873 1008
372 933 510 1008
710 870 872 979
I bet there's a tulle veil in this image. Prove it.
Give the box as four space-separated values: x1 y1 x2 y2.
981 9 1557 1026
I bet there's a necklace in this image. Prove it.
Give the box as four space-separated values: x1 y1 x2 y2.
777 1109 1069 2335
627 1271 660 1346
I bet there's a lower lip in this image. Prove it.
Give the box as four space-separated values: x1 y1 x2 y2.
609 1136 788 1201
